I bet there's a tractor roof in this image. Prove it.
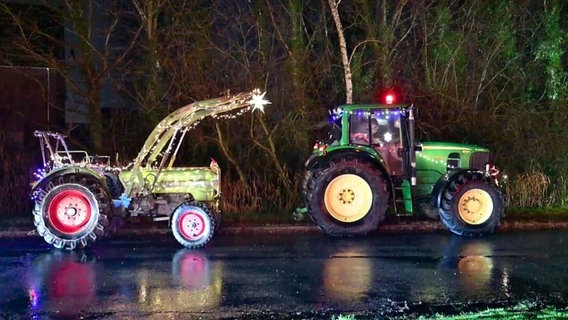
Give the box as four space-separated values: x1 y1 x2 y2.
338 103 411 112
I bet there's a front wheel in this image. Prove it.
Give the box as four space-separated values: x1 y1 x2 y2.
439 176 504 236
171 202 214 249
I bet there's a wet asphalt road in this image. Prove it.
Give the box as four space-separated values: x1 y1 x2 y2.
1 230 568 319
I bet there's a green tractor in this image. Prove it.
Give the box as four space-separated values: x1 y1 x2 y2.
301 101 505 237
30 89 269 250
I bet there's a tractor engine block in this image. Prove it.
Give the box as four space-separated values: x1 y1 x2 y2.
129 194 188 217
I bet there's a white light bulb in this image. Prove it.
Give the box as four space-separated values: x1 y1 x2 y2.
248 91 270 113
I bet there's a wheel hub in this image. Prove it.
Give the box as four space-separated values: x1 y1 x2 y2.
48 189 93 234
66 207 78 217
339 189 355 204
324 174 372 223
458 189 494 225
179 212 205 240
463 197 481 213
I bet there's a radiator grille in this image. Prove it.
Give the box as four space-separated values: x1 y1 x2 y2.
469 152 491 170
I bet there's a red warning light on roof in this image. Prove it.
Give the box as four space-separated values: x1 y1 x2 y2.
375 87 402 105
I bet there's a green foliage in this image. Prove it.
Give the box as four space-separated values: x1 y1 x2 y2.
505 206 568 222
534 1 567 102
505 164 551 207
412 303 568 320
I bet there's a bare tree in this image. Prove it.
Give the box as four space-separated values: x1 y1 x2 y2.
131 0 169 115
0 1 140 153
327 0 353 103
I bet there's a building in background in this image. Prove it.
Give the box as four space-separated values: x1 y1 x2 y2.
0 0 129 150
0 66 65 150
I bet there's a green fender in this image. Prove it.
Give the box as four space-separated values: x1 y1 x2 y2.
306 146 384 170
31 166 108 194
305 147 393 196
430 169 486 209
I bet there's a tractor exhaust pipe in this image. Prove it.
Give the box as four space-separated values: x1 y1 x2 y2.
408 104 417 186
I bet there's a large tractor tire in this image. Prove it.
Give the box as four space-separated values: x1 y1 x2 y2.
171 202 214 249
439 173 504 236
211 208 223 233
33 175 111 250
305 158 389 236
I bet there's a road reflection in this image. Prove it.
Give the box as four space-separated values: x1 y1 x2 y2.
28 251 96 318
137 249 223 312
321 245 373 305
438 236 495 296
7 232 567 318
319 236 498 306
27 248 223 318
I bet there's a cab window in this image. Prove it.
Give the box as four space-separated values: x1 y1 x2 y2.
349 114 370 144
371 113 401 147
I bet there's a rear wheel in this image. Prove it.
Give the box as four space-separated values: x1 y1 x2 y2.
305 158 389 236
171 202 214 248
33 175 110 250
439 173 504 236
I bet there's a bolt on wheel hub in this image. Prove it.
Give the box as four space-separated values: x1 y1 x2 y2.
463 197 481 213
338 188 356 204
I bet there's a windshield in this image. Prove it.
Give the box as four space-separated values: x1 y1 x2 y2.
371 110 402 147
347 109 403 147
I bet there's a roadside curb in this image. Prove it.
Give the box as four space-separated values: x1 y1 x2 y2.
1 220 568 239
0 225 322 238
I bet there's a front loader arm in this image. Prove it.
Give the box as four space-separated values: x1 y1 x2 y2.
125 89 268 195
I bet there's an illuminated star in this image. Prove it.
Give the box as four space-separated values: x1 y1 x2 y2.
248 91 270 113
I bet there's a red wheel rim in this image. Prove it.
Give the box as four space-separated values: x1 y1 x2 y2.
48 189 93 234
178 211 206 240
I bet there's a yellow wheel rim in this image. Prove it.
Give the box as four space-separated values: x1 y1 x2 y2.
324 174 372 223
458 188 494 225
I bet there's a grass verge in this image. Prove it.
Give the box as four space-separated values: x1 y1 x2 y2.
410 304 568 320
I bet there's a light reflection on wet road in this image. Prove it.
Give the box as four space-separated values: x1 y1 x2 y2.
0 230 567 319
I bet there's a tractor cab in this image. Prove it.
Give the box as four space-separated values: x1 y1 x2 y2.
319 102 418 183
347 105 406 176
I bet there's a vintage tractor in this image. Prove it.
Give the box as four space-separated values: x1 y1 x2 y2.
301 97 505 237
30 89 269 250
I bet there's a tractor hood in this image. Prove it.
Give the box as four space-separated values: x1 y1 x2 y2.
417 141 492 173
420 141 490 153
